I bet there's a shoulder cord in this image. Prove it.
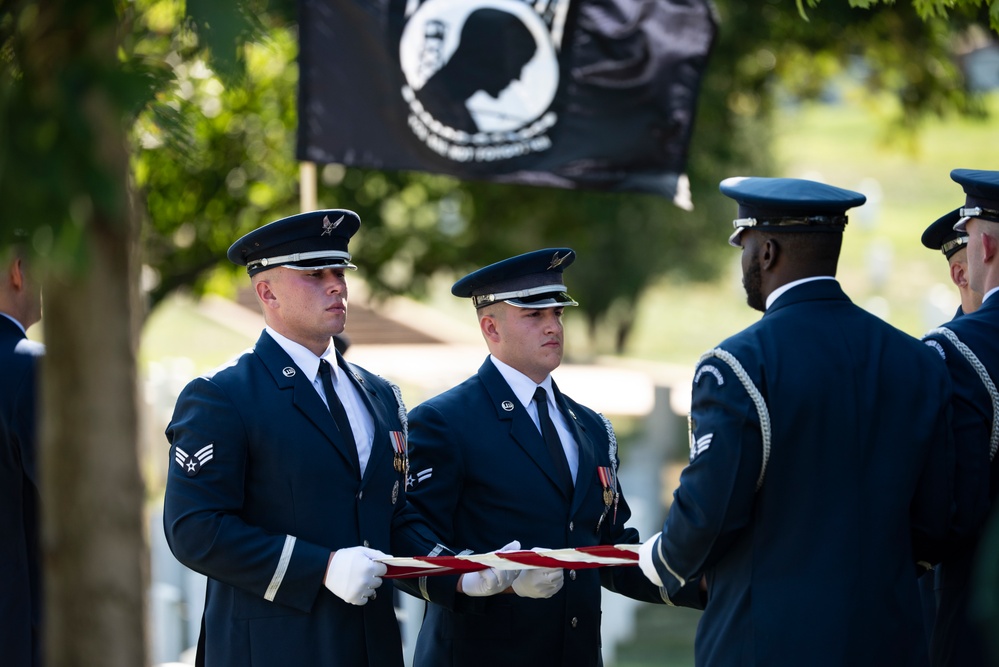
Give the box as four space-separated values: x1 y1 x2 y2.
597 413 619 490
386 379 409 440
699 348 771 491
926 327 999 462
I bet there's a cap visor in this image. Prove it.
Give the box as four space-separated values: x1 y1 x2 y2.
506 291 578 308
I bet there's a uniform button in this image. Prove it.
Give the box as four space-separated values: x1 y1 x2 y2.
357 490 363 500
569 521 574 531
363 539 370 548
571 617 578 628
569 570 577 581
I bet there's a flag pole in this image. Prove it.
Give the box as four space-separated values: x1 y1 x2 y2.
300 161 318 212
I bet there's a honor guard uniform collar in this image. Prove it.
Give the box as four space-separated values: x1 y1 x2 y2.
452 248 580 309
952 169 999 233
921 208 968 259
227 209 361 276
720 177 867 247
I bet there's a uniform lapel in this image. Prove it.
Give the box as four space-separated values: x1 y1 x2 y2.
553 383 596 516
477 359 570 498
338 356 392 487
254 332 360 474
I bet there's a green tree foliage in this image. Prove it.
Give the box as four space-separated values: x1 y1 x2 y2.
132 1 300 307
131 0 994 352
0 1 154 254
1 2 150 664
315 168 726 350
745 0 992 130
800 0 999 32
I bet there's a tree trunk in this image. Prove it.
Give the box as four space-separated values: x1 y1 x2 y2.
40 200 148 667
34 2 149 663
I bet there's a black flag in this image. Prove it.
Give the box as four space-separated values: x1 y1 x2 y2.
298 0 717 203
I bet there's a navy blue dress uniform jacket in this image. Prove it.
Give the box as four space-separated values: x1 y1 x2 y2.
922 293 999 666
164 331 444 667
652 280 954 667
400 358 667 667
0 315 43 667
918 302 972 654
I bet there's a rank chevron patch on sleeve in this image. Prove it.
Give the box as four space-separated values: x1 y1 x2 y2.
175 443 214 477
407 467 433 489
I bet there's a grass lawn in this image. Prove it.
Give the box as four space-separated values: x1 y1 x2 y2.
613 605 702 667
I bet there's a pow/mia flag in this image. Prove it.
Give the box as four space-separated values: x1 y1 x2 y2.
298 0 717 203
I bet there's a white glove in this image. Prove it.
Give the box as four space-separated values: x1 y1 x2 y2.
512 566 564 598
324 546 389 605
638 532 665 587
459 540 520 597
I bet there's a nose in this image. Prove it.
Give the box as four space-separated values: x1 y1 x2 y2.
543 312 562 334
323 270 346 294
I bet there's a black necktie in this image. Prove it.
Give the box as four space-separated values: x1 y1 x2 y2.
319 360 358 454
534 386 572 491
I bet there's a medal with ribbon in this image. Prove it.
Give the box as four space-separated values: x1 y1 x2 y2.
596 415 622 533
390 430 408 476
596 466 618 533
598 466 614 507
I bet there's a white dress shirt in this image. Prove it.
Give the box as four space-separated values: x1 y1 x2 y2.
265 327 374 475
489 355 579 484
766 275 835 310
982 285 999 306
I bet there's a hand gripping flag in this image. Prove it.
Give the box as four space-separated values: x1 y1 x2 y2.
298 0 717 203
377 544 640 579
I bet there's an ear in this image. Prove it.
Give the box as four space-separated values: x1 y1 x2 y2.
761 237 780 271
255 277 279 311
950 259 969 289
9 257 24 291
983 230 998 263
479 312 501 344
